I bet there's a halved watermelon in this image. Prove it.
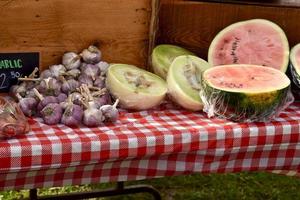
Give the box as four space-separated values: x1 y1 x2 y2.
200 64 293 122
208 19 290 72
289 43 300 87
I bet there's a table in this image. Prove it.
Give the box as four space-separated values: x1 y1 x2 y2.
1 102 300 199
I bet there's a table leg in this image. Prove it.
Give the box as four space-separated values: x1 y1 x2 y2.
29 188 38 200
28 182 162 200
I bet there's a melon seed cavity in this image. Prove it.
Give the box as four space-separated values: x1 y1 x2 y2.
124 71 152 89
183 58 201 90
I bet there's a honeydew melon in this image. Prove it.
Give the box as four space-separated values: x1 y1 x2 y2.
152 44 195 79
106 64 167 110
167 55 211 111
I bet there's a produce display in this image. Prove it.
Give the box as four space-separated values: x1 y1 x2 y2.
208 19 290 72
106 64 167 110
151 44 195 79
200 65 293 122
10 45 118 127
289 43 300 87
167 55 211 111
7 18 297 127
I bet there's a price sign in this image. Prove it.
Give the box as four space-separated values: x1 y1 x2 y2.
0 52 39 92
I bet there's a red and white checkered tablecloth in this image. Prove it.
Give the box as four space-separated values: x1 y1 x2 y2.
0 102 300 190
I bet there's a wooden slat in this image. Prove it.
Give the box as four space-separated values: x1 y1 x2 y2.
0 0 157 70
158 0 300 61
192 0 300 8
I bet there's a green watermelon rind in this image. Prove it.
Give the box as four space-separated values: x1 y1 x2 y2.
208 19 290 72
201 81 290 122
151 44 195 79
289 44 300 88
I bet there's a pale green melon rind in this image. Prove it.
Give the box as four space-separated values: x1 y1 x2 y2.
106 64 167 110
152 44 195 79
208 19 290 72
200 79 290 122
203 64 291 94
167 55 211 111
289 43 300 87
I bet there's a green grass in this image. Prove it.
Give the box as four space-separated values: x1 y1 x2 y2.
1 172 300 200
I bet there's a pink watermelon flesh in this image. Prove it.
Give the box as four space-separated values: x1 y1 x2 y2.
209 20 289 72
205 65 290 92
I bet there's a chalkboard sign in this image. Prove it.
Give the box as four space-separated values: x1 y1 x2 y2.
0 52 39 92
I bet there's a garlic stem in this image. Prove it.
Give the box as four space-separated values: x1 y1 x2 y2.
18 77 40 81
113 99 119 108
29 67 39 78
33 88 44 101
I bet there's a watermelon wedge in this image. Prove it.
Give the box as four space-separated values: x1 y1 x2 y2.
289 43 300 87
208 19 290 72
200 64 293 122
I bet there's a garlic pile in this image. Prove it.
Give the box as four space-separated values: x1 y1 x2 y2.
10 45 119 127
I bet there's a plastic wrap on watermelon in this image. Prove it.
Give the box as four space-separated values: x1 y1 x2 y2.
0 97 30 139
199 65 294 122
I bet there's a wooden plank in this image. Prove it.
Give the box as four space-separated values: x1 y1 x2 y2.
0 0 157 70
158 0 300 60
192 0 300 8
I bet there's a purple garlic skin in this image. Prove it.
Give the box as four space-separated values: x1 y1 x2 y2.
37 78 62 96
37 96 58 112
25 89 37 99
100 105 119 122
40 69 53 79
81 64 100 80
93 76 105 88
64 69 81 79
61 104 83 127
61 79 80 94
94 93 112 107
81 45 102 64
96 61 110 76
70 92 82 105
62 52 81 70
78 74 93 86
19 97 38 117
41 103 63 125
49 64 66 78
10 85 27 98
56 93 68 103
83 108 103 127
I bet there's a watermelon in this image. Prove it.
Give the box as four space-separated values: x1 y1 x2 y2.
200 64 293 122
167 55 211 111
151 44 195 79
208 19 290 72
289 43 300 87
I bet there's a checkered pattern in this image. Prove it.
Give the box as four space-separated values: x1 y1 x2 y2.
1 102 300 190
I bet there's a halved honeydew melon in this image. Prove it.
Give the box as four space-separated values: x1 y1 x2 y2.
152 44 195 79
208 19 290 72
200 64 292 122
167 55 211 111
106 64 167 110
